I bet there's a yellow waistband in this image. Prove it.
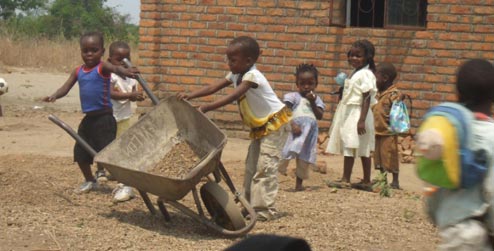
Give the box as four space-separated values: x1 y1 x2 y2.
249 106 291 139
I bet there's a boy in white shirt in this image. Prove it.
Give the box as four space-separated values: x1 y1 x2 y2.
109 41 144 202
177 36 291 221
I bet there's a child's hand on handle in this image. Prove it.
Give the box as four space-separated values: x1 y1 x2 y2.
129 91 145 102
176 92 190 100
198 104 212 113
121 66 139 79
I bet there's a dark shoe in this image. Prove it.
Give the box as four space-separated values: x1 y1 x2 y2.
326 180 351 189
390 183 402 190
351 181 373 192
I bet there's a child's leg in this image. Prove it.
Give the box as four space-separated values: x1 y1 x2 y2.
116 118 131 137
278 159 289 176
360 156 372 184
295 158 310 191
244 139 260 202
391 173 400 189
77 162 95 182
249 126 287 220
90 114 117 173
343 156 355 183
295 177 303 191
380 135 400 188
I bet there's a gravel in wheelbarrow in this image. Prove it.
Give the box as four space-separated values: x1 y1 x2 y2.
149 140 207 180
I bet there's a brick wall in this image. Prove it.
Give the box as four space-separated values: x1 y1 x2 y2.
137 0 494 137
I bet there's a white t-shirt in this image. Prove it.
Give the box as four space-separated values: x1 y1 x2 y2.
225 65 285 120
110 73 138 122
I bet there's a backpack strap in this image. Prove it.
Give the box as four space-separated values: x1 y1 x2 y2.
424 103 471 149
401 94 412 120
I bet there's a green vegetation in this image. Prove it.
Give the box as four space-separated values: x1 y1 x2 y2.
372 171 392 197
0 0 138 43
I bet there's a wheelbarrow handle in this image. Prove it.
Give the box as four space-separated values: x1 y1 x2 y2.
48 114 98 157
122 58 160 106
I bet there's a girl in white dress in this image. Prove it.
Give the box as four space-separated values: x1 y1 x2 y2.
326 40 377 190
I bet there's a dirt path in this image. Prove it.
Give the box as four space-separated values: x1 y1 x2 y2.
0 68 438 250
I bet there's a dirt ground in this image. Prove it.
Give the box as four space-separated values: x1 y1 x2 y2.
0 68 439 251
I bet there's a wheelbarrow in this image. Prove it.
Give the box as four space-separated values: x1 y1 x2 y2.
48 62 256 237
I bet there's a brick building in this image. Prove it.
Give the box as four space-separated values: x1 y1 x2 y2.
137 0 494 137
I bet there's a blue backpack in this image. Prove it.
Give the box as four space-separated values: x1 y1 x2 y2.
389 95 411 134
416 102 488 189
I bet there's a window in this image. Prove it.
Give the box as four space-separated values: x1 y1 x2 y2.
330 0 427 29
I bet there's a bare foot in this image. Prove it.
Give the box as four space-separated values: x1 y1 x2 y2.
295 177 304 191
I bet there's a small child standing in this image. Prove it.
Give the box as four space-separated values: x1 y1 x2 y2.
372 62 403 189
109 41 144 137
325 39 377 190
108 41 144 202
43 31 138 193
279 64 325 191
177 36 291 221
419 59 494 251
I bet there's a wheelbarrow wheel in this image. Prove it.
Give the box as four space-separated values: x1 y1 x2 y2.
200 182 246 231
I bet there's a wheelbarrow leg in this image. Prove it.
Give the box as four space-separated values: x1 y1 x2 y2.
157 199 171 221
138 190 156 215
192 188 204 216
218 162 238 194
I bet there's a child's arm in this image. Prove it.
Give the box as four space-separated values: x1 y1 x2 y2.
177 78 232 101
305 91 324 120
199 80 254 113
357 92 371 135
111 89 144 101
101 61 138 79
283 100 301 136
42 68 78 102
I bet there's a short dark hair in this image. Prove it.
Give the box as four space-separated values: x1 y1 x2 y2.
80 31 104 48
456 58 494 106
229 36 260 61
376 62 397 83
295 63 319 85
109 41 130 56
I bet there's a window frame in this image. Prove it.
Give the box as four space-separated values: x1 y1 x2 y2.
329 0 427 30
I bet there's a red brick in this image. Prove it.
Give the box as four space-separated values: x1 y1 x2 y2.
286 26 306 34
237 0 255 7
258 1 277 7
190 21 207 29
206 6 225 14
199 15 217 21
169 68 189 75
450 6 472 14
474 25 494 33
266 9 284 16
450 24 472 32
444 93 458 102
471 43 492 51
427 22 447 30
227 23 245 31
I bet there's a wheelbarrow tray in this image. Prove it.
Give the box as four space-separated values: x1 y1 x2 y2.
95 96 227 201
